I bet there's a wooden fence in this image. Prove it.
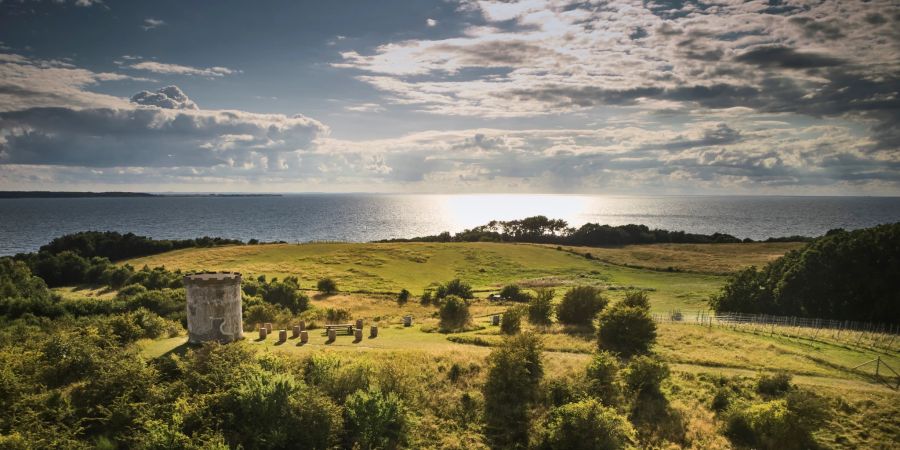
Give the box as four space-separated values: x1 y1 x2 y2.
651 310 900 352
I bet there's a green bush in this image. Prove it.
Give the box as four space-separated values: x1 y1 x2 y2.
621 290 650 309
597 302 657 357
325 307 352 324
585 351 620 405
439 295 471 331
317 277 338 294
263 278 309 313
557 286 607 326
756 371 792 396
528 288 554 326
483 333 544 448
622 355 669 396
397 289 410 305
500 306 524 335
419 290 433 305
500 284 531 302
540 398 635 450
724 390 828 450
435 278 473 300
344 388 408 449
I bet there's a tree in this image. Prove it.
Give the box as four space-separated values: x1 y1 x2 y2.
344 388 408 450
557 286 607 326
540 399 635 450
317 277 338 294
397 289 410 305
621 290 650 309
483 333 544 449
500 284 530 302
597 303 657 357
439 295 471 331
501 306 524 335
264 278 309 313
528 288 554 326
585 351 620 405
435 278 473 300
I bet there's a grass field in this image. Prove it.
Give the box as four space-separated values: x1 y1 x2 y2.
125 241 769 312
130 241 898 448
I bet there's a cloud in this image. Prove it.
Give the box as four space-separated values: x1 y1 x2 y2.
142 18 165 31
344 102 385 113
131 86 198 110
129 61 240 78
427 18 438 27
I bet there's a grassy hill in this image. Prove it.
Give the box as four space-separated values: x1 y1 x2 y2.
125 242 798 312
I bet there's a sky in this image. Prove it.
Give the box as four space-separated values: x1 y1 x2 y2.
0 0 898 195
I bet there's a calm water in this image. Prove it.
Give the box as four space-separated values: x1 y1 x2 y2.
1 194 899 255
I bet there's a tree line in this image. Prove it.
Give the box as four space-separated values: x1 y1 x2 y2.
710 223 900 324
380 216 811 246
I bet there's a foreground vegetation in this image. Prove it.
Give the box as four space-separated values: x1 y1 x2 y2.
1 230 898 449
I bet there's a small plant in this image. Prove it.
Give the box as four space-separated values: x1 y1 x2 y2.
499 284 530 302
438 295 471 331
344 388 408 449
539 399 635 450
585 351 620 405
397 289 410 305
317 277 337 294
622 355 669 396
756 371 792 396
528 288 554 326
557 286 607 326
419 290 433 305
621 290 650 309
435 278 474 299
500 306 524 335
325 307 351 324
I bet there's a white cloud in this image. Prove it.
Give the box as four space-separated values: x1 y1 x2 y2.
426 18 438 27
130 61 240 78
344 102 385 113
142 18 165 31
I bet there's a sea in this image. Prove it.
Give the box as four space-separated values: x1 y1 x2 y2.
1 194 899 256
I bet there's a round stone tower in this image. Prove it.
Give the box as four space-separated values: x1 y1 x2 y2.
184 272 243 344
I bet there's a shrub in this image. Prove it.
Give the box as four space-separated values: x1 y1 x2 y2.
419 290 433 306
244 302 283 325
621 290 650 309
483 333 543 449
439 295 471 331
540 398 635 450
622 355 669 396
597 302 657 357
557 286 607 326
397 289 410 305
528 288 554 326
500 306 524 335
317 278 338 294
325 307 351 324
343 388 408 449
435 278 473 300
724 391 828 450
585 351 620 405
500 284 530 302
756 371 792 396
263 278 309 313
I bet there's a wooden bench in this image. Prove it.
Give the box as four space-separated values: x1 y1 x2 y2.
324 324 354 335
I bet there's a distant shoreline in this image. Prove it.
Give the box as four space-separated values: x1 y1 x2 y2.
0 191 282 199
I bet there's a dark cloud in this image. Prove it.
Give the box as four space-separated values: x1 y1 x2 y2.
734 45 845 69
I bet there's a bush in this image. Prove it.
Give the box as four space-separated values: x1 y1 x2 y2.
325 307 351 324
540 398 635 450
343 388 408 449
483 333 544 449
557 286 607 326
622 355 669 396
500 284 530 302
419 290 433 306
756 371 792 396
439 295 471 331
262 278 309 313
528 288 554 326
500 306 524 335
435 278 473 300
724 390 828 450
317 278 338 294
585 351 620 405
597 302 657 357
397 289 410 305
621 290 650 309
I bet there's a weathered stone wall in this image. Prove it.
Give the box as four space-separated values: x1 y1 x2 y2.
185 273 243 344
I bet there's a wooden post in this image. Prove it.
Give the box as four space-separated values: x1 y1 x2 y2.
265 323 273 333
278 329 287 342
298 321 305 332
491 315 500 326
292 325 300 338
300 330 309 343
327 328 336 341
875 356 881 378
356 319 364 329
370 325 378 338
354 328 363 341
403 316 412 327
259 328 267 340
